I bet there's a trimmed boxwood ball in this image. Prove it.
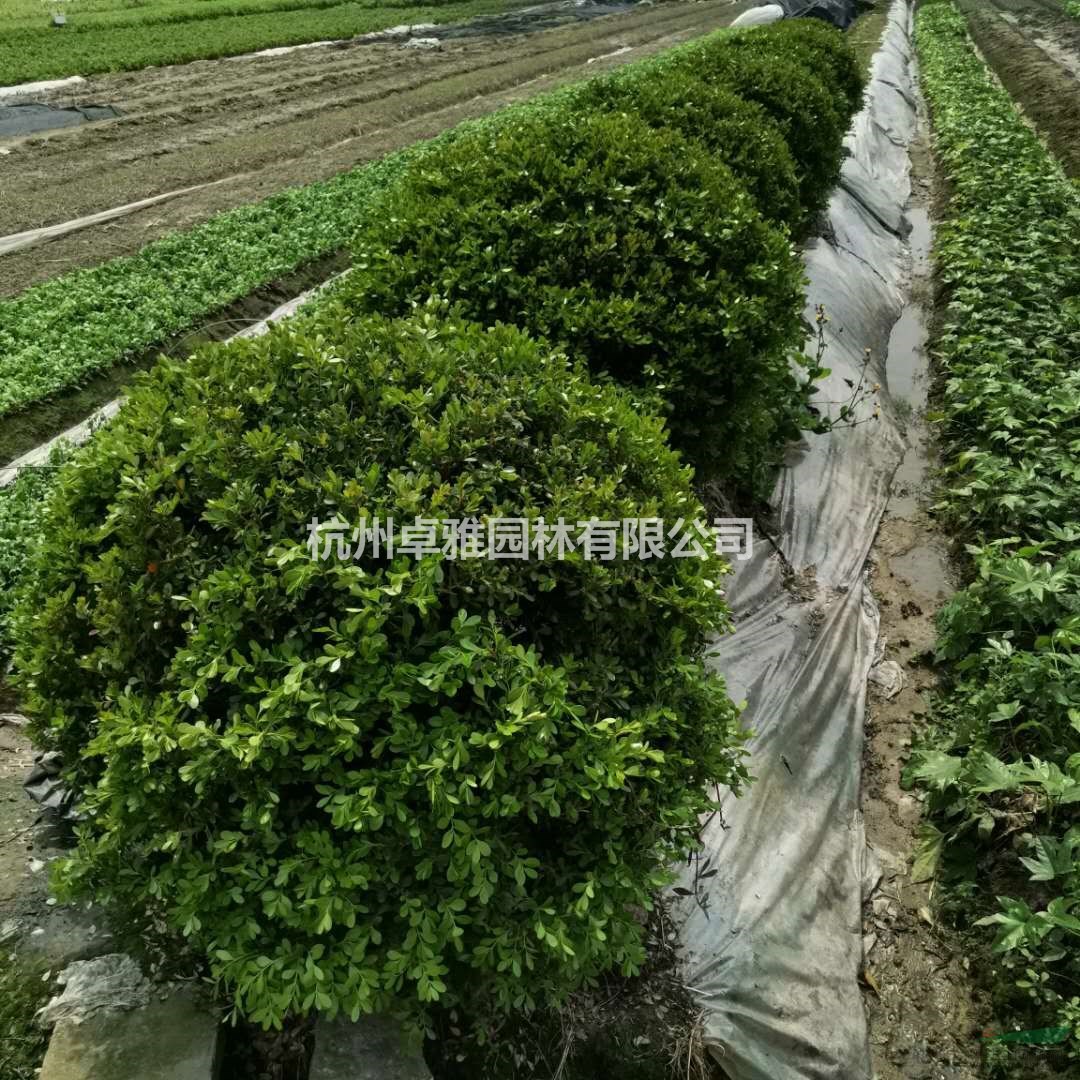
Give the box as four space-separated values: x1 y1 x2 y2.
673 39 850 231
346 109 807 495
13 306 748 1029
573 68 802 232
758 18 866 119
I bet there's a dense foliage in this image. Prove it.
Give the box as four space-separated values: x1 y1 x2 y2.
5 20 866 1031
13 307 747 1028
0 451 68 656
673 23 860 232
573 65 803 232
577 19 862 239
907 0 1080 1058
0 20 864 669
345 107 807 491
0 0 520 84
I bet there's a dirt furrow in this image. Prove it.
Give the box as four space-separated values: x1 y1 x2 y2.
11 11 696 178
953 0 1080 177
0 0 751 296
1 2 742 237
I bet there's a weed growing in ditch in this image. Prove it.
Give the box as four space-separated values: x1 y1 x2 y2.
802 304 882 431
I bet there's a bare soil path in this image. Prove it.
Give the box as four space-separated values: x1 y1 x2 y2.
0 0 753 298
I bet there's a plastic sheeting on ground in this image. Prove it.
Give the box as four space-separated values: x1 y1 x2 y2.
414 0 637 42
0 176 238 258
673 2 918 1076
781 0 872 29
0 102 119 139
0 75 85 102
731 5 785 28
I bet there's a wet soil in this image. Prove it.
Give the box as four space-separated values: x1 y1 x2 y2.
953 0 1080 177
0 0 754 297
860 124 988 1080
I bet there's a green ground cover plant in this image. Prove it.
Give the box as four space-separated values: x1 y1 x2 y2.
12 306 748 1029
0 0 525 85
907 0 1080 1063
0 450 70 658
0 151 414 422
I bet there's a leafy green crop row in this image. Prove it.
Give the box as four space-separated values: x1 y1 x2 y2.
0 0 522 85
0 0 445 32
907 0 1080 1060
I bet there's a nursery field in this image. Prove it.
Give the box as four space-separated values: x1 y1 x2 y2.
10 0 1080 1076
0 1 755 286
0 6 880 1077
952 0 1080 177
0 0 535 84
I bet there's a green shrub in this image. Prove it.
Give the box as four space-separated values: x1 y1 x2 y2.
13 306 748 1029
674 33 852 229
346 109 807 494
755 19 866 119
573 68 802 232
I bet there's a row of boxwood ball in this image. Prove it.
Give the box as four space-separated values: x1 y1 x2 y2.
13 21 864 1033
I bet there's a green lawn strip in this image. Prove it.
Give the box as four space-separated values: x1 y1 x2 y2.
907 0 1080 1057
0 0 525 84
